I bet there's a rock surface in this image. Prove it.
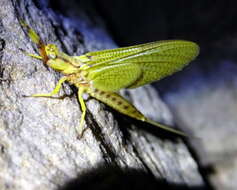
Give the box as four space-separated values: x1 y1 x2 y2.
0 0 205 189
158 61 237 190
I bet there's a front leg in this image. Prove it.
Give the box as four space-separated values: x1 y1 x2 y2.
28 76 67 97
77 87 87 137
20 48 43 60
26 53 43 60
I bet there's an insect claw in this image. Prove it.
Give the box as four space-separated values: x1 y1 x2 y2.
76 125 89 139
22 95 30 98
77 131 83 140
76 126 83 139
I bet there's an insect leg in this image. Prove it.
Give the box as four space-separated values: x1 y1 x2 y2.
29 76 67 97
27 53 43 60
24 52 43 60
20 48 43 60
78 87 87 137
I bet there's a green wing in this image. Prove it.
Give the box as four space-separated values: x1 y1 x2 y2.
84 40 199 91
87 62 142 91
80 40 174 66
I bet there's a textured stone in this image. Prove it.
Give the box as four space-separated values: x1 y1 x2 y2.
160 61 237 190
0 0 205 189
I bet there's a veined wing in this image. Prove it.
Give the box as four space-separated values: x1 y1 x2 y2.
77 40 177 66
80 40 199 68
87 62 142 92
85 40 199 91
124 40 199 88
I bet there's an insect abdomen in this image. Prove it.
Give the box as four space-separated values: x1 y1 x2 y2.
87 88 146 121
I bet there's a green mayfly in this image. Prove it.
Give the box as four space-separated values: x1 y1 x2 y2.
20 21 199 137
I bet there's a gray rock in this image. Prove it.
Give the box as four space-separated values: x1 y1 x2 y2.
0 0 205 189
160 61 237 190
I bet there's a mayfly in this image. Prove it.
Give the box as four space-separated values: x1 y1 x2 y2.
20 21 199 137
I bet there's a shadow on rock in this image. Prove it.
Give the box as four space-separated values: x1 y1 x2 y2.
59 164 209 190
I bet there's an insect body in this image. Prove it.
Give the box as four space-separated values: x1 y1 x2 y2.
20 21 199 137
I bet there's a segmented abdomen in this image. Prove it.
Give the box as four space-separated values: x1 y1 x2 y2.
86 88 146 121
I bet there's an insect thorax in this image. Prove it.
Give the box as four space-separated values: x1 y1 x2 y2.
67 71 90 87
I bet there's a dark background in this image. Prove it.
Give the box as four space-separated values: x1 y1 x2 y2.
48 0 237 61
46 0 237 102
